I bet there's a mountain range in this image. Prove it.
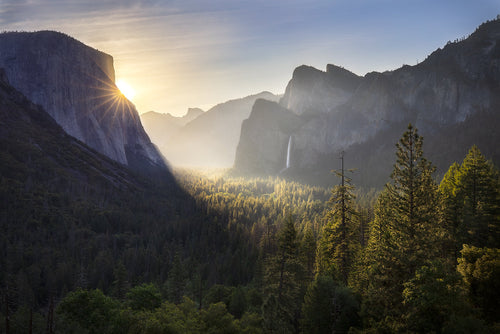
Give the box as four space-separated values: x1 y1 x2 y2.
2 19 499 189
141 91 279 168
233 18 500 188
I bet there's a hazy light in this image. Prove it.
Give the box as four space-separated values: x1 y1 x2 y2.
116 79 136 101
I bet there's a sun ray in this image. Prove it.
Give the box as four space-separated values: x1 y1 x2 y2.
116 80 136 101
74 72 141 131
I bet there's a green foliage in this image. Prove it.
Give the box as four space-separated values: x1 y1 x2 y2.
301 275 360 334
56 288 120 334
111 261 129 300
361 124 443 328
457 245 500 323
200 302 238 334
3 306 46 334
165 252 186 304
126 283 162 311
402 260 470 333
228 286 247 319
53 290 269 334
316 159 360 284
440 145 500 251
262 215 305 333
235 312 263 334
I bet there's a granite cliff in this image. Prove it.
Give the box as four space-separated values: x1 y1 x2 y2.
234 18 500 187
0 31 168 176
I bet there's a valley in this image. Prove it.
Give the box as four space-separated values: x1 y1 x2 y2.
0 12 499 334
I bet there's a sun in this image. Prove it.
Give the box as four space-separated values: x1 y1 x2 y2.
116 79 136 101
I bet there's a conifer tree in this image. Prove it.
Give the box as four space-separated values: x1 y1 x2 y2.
166 251 186 304
300 227 317 281
111 262 129 301
316 152 359 284
262 215 304 333
439 162 462 258
440 145 500 249
362 124 442 329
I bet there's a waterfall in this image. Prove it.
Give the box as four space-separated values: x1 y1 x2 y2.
286 135 292 169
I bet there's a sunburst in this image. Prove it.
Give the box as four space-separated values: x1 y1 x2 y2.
84 74 139 127
116 80 136 101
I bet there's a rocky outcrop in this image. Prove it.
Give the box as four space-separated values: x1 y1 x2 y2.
0 31 168 176
234 18 500 187
280 64 362 116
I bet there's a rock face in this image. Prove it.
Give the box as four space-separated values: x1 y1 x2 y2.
281 64 362 116
0 66 140 191
142 91 279 168
234 99 302 174
234 18 500 186
0 31 168 175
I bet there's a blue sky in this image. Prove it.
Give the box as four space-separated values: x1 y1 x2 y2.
1 0 498 115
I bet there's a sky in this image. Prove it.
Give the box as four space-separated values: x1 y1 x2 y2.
1 1 498 116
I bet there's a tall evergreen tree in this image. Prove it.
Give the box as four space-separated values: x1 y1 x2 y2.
316 152 359 284
262 215 304 333
362 124 442 329
300 227 317 282
166 251 186 304
440 145 500 250
386 125 441 273
439 162 462 259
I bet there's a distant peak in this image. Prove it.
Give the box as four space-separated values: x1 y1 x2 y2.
293 64 323 74
186 107 204 117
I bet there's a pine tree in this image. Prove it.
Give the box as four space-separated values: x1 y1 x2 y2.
386 125 441 273
362 124 442 329
262 215 304 333
166 251 186 304
439 162 462 258
300 227 316 282
316 152 359 284
441 146 500 249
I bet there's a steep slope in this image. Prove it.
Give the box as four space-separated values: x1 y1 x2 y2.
0 71 254 308
0 31 168 176
234 99 302 174
280 64 362 116
234 18 500 187
0 68 141 192
146 91 279 168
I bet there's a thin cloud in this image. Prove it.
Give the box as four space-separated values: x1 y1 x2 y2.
1 0 497 115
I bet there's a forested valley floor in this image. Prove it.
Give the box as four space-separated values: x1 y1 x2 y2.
1 126 499 333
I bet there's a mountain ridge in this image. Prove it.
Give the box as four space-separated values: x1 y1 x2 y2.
233 18 500 187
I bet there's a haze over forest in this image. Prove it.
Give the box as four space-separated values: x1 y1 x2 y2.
1 1 500 334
